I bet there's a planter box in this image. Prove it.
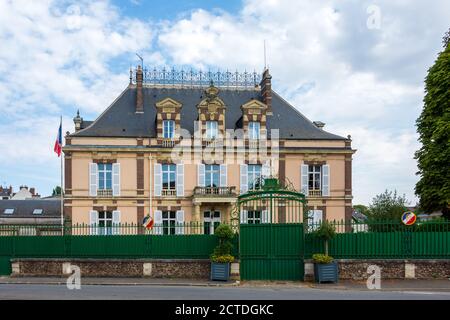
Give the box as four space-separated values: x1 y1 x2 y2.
211 262 230 281
314 261 338 283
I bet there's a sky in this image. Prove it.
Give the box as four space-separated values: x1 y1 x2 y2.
0 0 448 204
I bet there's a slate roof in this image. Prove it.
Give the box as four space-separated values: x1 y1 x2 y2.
71 86 346 140
0 199 61 218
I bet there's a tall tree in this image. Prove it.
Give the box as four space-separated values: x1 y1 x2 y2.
415 29 450 218
52 186 62 196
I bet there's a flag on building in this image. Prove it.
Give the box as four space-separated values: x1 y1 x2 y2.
142 214 154 229
54 121 62 157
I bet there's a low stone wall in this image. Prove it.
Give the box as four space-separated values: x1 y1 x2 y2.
11 258 211 279
304 259 450 281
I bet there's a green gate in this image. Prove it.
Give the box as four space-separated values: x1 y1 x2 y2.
234 178 307 281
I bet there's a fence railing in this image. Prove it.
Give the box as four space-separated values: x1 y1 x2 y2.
305 219 450 259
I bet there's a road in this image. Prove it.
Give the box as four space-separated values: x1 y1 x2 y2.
0 284 449 300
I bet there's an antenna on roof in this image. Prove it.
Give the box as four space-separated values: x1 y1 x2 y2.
136 53 144 69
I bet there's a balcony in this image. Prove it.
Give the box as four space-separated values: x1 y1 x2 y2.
161 138 176 148
194 186 236 196
162 189 177 197
308 189 322 197
97 189 113 197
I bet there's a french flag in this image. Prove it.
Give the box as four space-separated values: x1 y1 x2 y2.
54 121 62 157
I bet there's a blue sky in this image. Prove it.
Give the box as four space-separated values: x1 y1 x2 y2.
0 0 449 205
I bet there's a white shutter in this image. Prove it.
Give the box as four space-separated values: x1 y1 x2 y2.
176 163 184 196
154 210 162 235
112 163 120 196
89 163 98 196
240 164 248 194
89 210 98 235
197 164 205 187
301 164 309 195
220 164 227 187
240 210 248 224
322 164 330 196
262 209 269 224
175 210 185 235
112 210 121 235
262 160 271 178
154 163 162 197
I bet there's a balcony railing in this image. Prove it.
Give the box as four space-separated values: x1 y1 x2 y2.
194 186 236 196
161 138 176 148
308 189 322 197
97 189 113 197
162 189 177 196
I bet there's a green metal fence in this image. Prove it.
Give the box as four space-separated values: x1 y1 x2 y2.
305 219 450 259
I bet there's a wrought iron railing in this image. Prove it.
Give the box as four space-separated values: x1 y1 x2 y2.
308 189 322 197
162 189 177 197
133 67 262 89
194 186 236 196
97 189 113 197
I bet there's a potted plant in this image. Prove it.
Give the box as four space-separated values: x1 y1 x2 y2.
312 221 338 283
210 224 235 281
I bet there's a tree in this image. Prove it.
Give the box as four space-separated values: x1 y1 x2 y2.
52 186 62 196
353 204 370 217
414 30 450 219
368 190 408 221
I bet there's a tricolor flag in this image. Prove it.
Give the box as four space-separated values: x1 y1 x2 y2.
54 121 62 157
142 214 154 230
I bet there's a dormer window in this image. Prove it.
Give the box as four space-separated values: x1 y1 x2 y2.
163 120 175 139
248 122 260 140
205 121 218 140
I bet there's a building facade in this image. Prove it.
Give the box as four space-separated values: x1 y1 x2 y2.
63 67 355 233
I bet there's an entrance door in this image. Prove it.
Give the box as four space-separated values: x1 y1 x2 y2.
203 211 221 234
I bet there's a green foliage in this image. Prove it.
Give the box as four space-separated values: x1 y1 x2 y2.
353 204 370 217
414 34 450 219
312 253 334 264
368 190 408 221
314 220 336 241
52 186 62 196
210 224 235 263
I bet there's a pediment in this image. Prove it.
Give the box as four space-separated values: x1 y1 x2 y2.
155 98 182 109
241 99 267 111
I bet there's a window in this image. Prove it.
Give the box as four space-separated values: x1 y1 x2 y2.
204 211 221 234
308 165 322 191
205 164 220 188
98 163 112 190
162 164 176 190
98 211 113 235
248 122 260 140
205 121 218 139
248 164 262 190
162 211 176 235
247 210 261 224
3 208 14 215
163 120 175 139
32 209 43 215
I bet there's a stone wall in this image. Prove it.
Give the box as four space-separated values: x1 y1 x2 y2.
11 258 211 279
304 259 450 281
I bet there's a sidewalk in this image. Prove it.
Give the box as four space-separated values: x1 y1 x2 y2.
308 279 450 292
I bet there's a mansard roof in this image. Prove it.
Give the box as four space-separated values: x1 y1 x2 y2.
71 86 346 140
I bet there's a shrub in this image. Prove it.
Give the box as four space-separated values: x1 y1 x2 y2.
314 220 336 256
210 224 235 263
312 253 334 264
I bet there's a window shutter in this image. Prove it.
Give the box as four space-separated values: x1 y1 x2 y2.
89 210 98 235
176 163 184 196
240 164 248 194
175 210 185 235
154 163 162 197
322 164 330 196
262 160 271 178
154 210 162 235
112 163 120 196
197 163 205 187
240 210 248 224
220 164 227 187
112 210 121 235
89 163 98 196
262 209 269 224
301 164 309 195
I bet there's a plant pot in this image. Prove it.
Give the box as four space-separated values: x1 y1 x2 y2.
314 261 338 283
210 262 230 281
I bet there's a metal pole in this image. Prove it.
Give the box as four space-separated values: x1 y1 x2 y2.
60 116 64 229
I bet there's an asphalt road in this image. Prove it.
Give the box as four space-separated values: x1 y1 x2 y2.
0 284 449 300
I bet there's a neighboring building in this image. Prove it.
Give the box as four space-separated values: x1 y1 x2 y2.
0 186 13 200
63 67 355 232
10 186 40 200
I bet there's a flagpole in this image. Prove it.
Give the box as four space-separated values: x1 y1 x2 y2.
60 115 64 229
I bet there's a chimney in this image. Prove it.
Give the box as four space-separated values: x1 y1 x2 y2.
30 188 35 195
313 121 325 130
260 68 272 115
73 110 83 131
136 65 144 113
